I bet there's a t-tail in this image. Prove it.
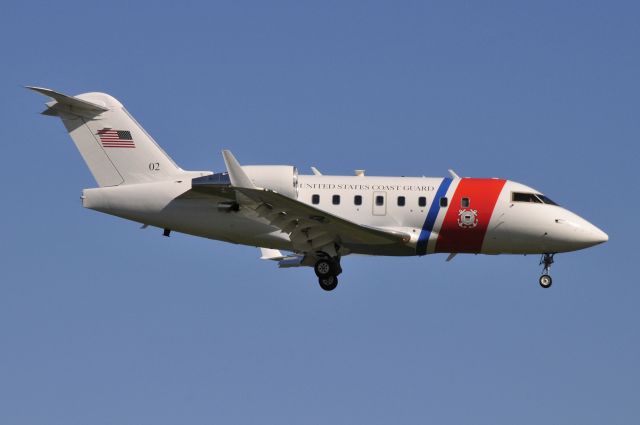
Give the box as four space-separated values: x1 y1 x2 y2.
28 86 185 187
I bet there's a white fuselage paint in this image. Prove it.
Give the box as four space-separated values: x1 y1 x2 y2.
82 172 608 256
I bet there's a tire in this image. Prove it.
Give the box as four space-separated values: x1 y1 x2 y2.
539 274 552 288
318 275 339 291
314 259 334 278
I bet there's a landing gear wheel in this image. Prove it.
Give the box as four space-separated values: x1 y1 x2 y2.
539 274 552 288
314 259 335 278
318 275 338 291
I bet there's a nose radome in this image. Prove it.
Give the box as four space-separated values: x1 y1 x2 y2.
571 216 608 246
588 223 609 244
552 210 608 250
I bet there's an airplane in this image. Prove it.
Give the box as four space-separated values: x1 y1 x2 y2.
28 86 608 291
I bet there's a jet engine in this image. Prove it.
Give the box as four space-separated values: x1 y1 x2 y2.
242 165 299 199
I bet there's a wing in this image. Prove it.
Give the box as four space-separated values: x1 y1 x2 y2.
233 186 410 253
179 150 410 255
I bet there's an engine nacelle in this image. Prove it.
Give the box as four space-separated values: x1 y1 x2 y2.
242 165 299 199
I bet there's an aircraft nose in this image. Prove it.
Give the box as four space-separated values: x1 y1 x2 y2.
587 223 609 245
554 213 608 249
578 222 609 247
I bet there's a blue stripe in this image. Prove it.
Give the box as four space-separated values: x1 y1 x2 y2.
416 177 452 255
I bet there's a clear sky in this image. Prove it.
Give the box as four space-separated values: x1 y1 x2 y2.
1 1 638 424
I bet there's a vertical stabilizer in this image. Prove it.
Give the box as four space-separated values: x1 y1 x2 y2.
28 86 183 187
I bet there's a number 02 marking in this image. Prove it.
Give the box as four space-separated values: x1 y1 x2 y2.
149 162 160 171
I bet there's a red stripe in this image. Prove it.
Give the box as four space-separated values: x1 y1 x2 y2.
435 178 506 253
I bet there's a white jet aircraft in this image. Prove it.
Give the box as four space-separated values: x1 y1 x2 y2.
29 87 608 291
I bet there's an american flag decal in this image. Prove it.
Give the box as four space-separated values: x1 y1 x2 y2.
97 128 135 148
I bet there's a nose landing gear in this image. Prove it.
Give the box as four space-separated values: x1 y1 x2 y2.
539 253 554 288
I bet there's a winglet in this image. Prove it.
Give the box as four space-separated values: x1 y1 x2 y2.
222 150 256 188
25 86 109 113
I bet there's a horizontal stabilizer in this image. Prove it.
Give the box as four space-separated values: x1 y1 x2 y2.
26 86 109 114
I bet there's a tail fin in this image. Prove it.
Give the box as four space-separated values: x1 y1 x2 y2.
28 86 183 187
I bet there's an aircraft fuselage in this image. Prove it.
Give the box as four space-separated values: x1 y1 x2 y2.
82 173 608 257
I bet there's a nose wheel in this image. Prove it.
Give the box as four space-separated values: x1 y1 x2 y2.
539 253 554 288
539 274 552 288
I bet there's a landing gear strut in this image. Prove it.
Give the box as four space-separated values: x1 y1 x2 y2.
314 256 342 291
539 253 554 288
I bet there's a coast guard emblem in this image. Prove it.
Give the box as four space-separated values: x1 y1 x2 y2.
458 209 479 228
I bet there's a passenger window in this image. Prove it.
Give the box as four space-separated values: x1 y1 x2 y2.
418 196 426 207
312 194 320 205
461 197 470 208
332 195 340 205
397 196 406 207
375 195 384 206
440 197 448 207
354 195 362 205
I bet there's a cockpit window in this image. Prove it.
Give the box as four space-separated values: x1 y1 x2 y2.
512 192 542 203
512 192 559 205
536 194 559 206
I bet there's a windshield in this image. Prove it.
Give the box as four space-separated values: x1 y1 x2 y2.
536 194 559 206
512 192 560 206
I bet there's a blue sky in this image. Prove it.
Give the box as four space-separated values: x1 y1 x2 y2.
1 1 638 424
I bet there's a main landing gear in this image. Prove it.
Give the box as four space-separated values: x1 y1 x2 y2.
314 257 342 291
539 253 554 288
